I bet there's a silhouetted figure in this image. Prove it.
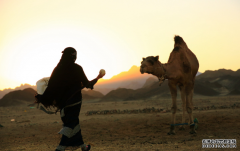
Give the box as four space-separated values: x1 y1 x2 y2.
35 47 104 151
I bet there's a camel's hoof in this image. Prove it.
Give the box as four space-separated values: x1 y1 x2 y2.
167 131 176 135
179 127 185 130
189 130 197 134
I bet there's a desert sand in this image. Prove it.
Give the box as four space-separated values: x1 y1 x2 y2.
0 96 240 151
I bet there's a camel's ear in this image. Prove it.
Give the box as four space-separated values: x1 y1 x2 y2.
154 56 159 61
142 58 146 61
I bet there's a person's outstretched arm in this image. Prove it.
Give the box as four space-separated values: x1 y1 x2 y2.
78 65 104 89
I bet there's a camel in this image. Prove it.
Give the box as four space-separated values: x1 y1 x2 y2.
140 35 199 134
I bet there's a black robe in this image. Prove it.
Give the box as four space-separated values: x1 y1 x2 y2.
40 63 97 109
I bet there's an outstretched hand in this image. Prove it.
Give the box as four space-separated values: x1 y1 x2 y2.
97 69 105 79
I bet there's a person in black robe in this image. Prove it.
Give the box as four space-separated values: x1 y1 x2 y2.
35 47 104 151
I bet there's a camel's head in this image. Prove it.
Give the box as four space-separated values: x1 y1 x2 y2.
140 56 160 75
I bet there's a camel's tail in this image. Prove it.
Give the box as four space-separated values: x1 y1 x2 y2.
174 35 185 45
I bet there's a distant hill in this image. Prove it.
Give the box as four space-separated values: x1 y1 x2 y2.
196 69 240 80
99 75 220 102
0 87 104 107
194 80 219 96
118 81 143 90
196 72 202 76
227 78 240 95
228 89 240 95
0 84 36 99
0 88 36 107
196 69 240 95
142 77 159 88
94 65 154 94
82 89 104 100
100 69 240 102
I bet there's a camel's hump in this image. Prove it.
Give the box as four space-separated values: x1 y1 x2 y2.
174 35 185 45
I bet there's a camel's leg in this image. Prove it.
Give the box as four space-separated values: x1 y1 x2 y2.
168 81 177 135
186 82 196 134
179 84 186 130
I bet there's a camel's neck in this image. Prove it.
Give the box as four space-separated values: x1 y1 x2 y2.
162 62 178 80
153 61 178 81
152 61 166 79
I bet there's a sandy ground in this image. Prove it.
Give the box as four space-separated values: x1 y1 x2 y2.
0 96 240 151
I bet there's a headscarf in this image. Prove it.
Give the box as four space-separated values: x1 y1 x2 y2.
58 47 77 68
35 47 78 109
49 47 77 86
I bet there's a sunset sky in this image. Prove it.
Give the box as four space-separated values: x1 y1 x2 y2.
0 0 240 90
